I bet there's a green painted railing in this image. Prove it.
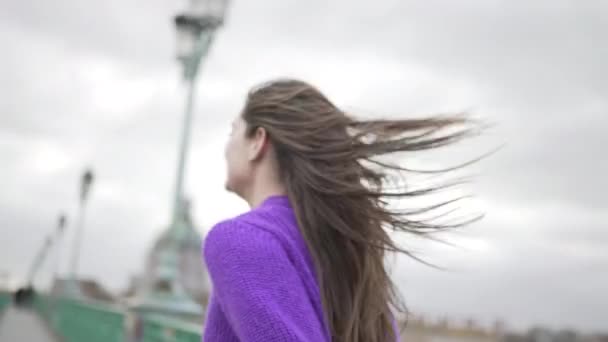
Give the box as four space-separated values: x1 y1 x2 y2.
33 294 204 342
141 314 201 342
0 292 10 313
35 295 125 342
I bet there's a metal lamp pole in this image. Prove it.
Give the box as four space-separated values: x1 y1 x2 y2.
52 214 67 285
22 215 66 303
69 169 94 295
26 236 53 288
129 1 228 323
171 0 227 226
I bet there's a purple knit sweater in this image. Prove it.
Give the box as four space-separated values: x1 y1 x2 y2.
202 195 330 341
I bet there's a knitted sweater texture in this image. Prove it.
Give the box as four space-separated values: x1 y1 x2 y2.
202 195 330 341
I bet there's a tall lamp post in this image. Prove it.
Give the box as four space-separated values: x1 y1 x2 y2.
171 0 228 224
167 0 227 290
25 236 53 288
69 169 94 296
25 215 66 289
131 0 228 322
52 214 67 286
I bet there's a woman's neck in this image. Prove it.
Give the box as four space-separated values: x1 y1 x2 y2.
243 153 286 208
247 188 286 209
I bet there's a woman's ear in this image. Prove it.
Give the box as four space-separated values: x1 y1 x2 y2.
248 126 268 161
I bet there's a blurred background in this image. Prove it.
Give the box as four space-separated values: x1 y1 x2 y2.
0 0 606 341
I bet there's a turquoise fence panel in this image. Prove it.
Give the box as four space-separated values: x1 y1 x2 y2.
142 314 201 342
0 292 10 313
34 295 126 342
32 294 205 342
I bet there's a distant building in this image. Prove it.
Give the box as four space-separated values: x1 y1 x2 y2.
528 327 554 342
502 326 606 342
402 315 500 342
554 330 579 342
590 334 608 342
398 315 604 342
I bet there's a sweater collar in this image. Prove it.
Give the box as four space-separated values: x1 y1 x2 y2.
261 195 290 208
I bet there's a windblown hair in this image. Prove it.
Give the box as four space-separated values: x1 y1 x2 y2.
242 79 480 342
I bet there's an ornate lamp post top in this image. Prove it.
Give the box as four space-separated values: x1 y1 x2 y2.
174 0 229 80
80 169 94 203
57 213 67 234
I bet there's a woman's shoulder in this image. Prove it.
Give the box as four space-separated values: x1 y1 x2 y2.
218 201 293 234
202 213 292 271
203 197 298 263
204 206 286 252
204 217 264 251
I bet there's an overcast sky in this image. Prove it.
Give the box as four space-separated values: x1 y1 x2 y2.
0 0 606 334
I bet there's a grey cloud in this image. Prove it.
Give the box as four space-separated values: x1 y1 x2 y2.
0 0 176 68
393 226 608 331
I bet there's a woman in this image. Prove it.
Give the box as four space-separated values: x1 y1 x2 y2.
202 79 478 342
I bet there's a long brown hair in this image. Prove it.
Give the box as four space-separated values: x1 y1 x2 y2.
242 79 480 342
